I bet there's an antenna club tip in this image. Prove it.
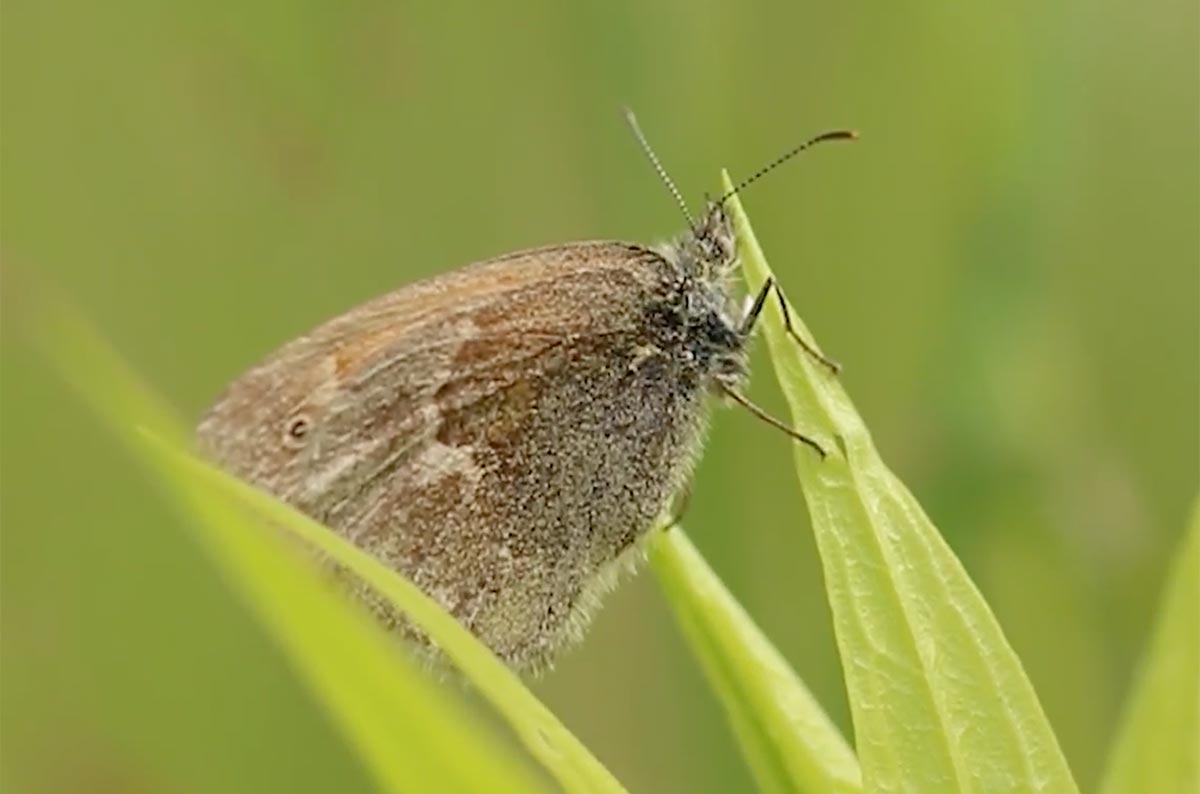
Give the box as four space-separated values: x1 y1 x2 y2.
820 129 859 143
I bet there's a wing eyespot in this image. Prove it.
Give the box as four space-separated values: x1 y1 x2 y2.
284 414 313 448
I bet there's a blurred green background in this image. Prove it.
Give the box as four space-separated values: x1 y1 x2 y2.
2 1 1196 792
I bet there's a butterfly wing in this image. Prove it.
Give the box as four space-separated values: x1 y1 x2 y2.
196 239 712 667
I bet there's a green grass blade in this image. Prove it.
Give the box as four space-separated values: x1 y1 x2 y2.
33 295 626 794
1098 500 1199 794
650 527 862 794
724 172 1080 793
162 450 539 794
143 435 626 794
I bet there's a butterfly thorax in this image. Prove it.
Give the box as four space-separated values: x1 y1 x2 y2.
651 201 749 390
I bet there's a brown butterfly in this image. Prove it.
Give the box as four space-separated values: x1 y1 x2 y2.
197 111 854 671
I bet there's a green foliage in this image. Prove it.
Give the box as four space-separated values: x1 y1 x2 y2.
725 175 1081 793
1098 502 1199 794
650 529 862 794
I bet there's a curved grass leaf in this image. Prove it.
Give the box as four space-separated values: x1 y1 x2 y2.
163 450 541 794
144 436 625 794
1098 500 1199 794
33 297 624 794
725 172 1079 793
650 527 862 794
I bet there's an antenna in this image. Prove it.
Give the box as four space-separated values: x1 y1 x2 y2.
623 107 696 229
718 129 858 206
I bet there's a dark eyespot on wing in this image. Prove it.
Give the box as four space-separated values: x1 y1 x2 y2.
285 414 312 445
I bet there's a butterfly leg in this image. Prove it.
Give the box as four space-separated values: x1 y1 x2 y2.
718 383 827 458
742 278 842 374
740 277 774 335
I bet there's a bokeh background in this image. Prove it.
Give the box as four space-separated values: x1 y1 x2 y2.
3 1 1196 792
